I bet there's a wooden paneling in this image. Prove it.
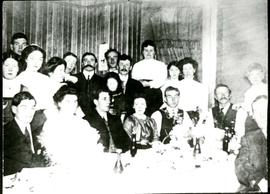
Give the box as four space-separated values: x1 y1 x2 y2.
2 0 142 69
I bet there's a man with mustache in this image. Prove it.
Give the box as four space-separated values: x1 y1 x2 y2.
74 52 104 116
117 54 143 119
211 84 237 153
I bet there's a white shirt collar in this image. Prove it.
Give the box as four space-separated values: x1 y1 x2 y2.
15 117 31 135
96 108 108 121
220 103 231 115
83 70 94 80
15 118 35 153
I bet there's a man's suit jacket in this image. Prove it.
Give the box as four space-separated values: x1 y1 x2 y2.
4 119 44 176
74 72 104 115
123 78 144 117
212 103 237 131
235 129 267 190
84 110 131 153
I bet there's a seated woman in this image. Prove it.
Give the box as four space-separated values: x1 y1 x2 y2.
38 85 103 169
2 56 22 124
104 72 126 120
123 94 159 149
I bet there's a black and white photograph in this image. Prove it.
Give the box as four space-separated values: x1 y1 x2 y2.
2 0 268 193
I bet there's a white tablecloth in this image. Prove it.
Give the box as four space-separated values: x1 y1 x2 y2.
3 146 239 194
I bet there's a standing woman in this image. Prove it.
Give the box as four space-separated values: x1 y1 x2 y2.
131 40 167 116
177 57 208 124
123 94 159 149
160 60 182 100
16 44 51 110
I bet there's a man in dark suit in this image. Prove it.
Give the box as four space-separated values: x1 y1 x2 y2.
84 89 131 153
4 92 45 176
235 95 268 192
212 84 237 153
117 54 144 119
74 52 104 115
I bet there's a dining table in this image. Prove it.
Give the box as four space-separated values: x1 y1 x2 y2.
3 142 240 194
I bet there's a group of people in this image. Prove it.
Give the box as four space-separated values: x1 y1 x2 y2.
3 32 268 192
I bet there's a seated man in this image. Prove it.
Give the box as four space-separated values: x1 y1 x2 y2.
211 84 237 153
4 91 46 176
151 86 192 144
84 88 131 153
235 95 268 192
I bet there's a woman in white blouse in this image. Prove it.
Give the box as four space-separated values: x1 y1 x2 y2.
177 57 208 124
16 44 51 110
161 60 182 101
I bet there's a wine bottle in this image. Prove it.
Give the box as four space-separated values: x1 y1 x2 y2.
113 149 124 174
193 138 201 168
130 132 137 157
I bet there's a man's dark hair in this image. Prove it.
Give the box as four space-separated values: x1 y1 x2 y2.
81 52 98 63
214 83 232 95
12 91 36 106
11 32 28 44
63 52 77 60
118 54 132 64
141 40 157 53
164 86 180 97
104 48 119 60
92 88 110 101
53 85 78 104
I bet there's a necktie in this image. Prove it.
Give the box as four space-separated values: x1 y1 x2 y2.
24 127 32 150
87 75 90 98
103 117 116 153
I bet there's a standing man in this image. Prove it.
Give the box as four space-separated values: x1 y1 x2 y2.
74 52 104 116
131 40 167 116
117 54 144 119
84 89 131 153
4 92 45 176
3 32 29 72
104 48 120 74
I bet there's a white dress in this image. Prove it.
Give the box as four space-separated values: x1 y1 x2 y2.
177 79 208 116
39 114 103 169
16 71 52 110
